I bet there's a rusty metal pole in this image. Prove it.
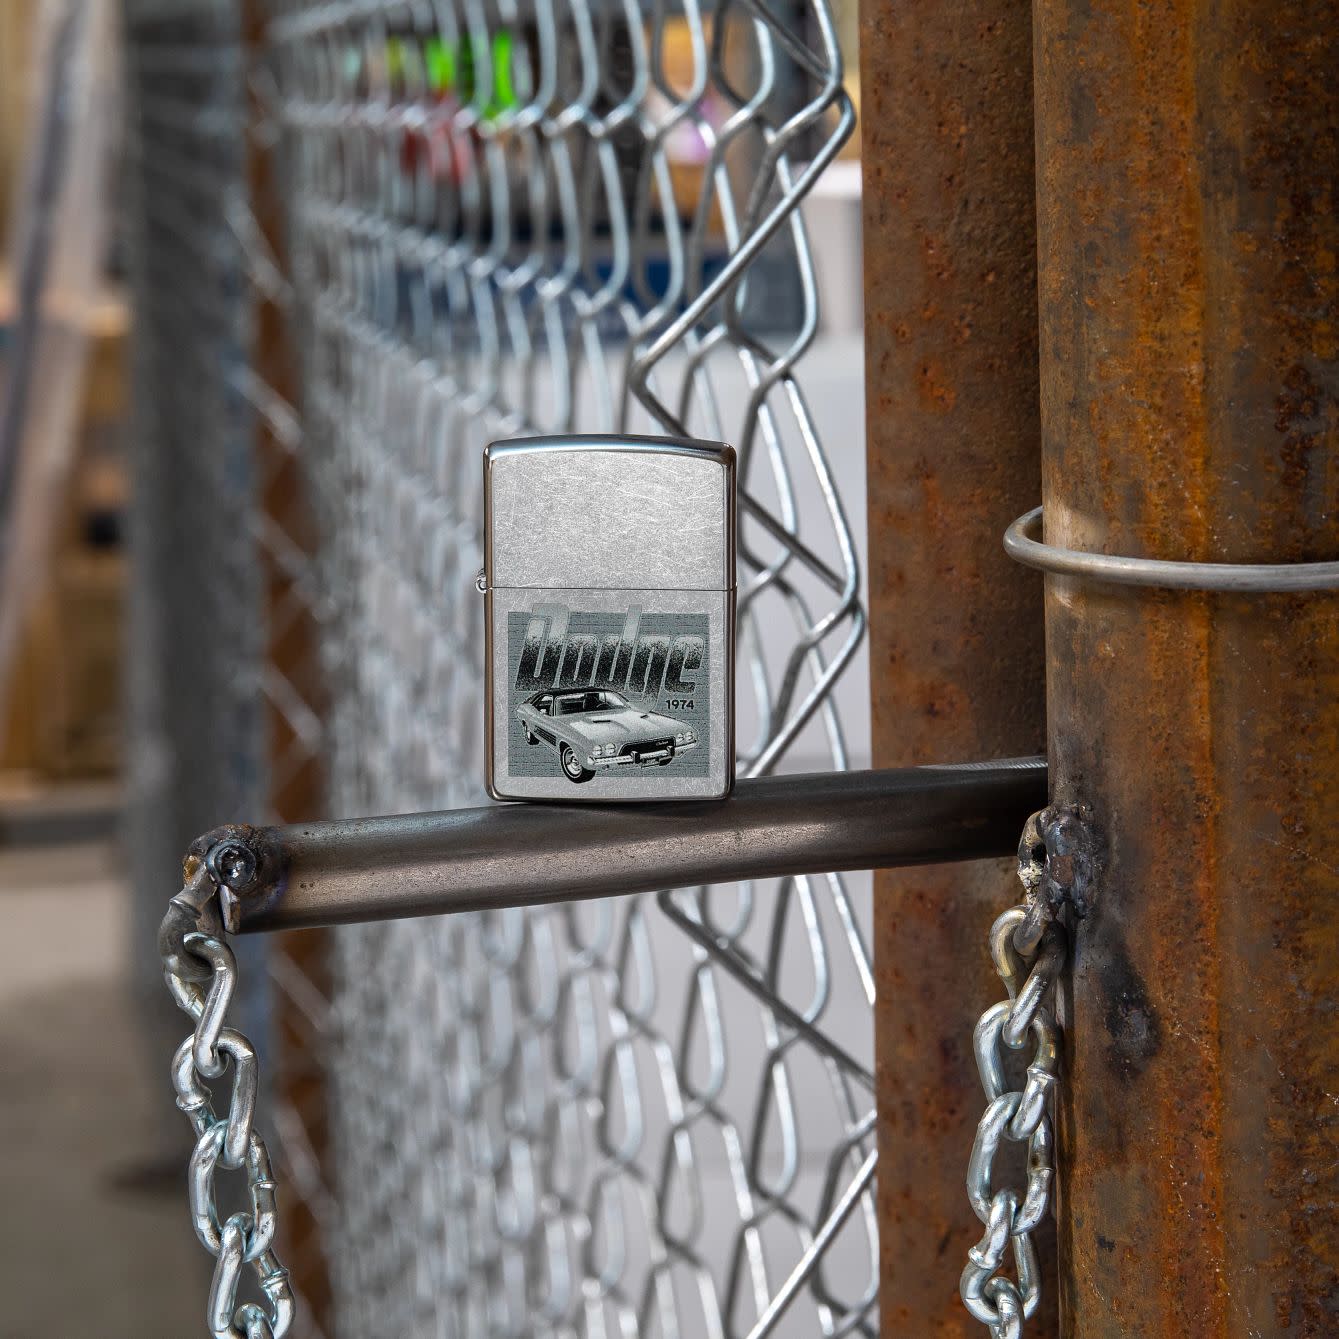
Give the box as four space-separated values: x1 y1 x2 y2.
858 2 1048 1333
243 2 333 1328
1033 3 1339 1334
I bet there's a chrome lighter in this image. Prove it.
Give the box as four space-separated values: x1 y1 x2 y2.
483 435 736 802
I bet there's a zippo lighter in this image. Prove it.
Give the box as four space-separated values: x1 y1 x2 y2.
483 434 736 802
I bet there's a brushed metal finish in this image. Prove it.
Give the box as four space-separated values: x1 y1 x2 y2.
484 436 735 591
237 759 1048 932
484 434 737 802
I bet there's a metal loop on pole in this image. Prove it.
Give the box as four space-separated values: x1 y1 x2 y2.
1004 506 1339 592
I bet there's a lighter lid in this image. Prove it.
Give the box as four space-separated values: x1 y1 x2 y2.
485 435 736 591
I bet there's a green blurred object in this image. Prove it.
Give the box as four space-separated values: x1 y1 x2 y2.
416 30 518 118
490 29 516 115
424 35 454 93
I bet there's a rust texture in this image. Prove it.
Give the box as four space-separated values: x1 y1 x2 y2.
858 1 1047 1332
243 1 333 1329
1033 0 1339 1334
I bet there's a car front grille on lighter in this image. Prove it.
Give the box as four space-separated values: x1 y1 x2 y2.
622 738 674 759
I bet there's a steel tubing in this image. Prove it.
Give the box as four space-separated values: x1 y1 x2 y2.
233 760 1047 933
1034 1 1339 1333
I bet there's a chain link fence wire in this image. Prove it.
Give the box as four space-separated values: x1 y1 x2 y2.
122 0 274 1121
126 0 873 1334
124 1 335 1317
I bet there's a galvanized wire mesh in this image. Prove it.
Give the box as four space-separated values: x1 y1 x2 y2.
127 0 873 1334
125 5 335 1321
122 0 274 1100
124 0 264 838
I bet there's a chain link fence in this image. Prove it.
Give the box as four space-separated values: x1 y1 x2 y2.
125 1 873 1334
123 0 273 1110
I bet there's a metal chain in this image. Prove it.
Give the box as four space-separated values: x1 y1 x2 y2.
162 861 294 1339
960 818 1071 1339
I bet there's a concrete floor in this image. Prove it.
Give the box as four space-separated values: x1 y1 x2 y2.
0 840 207 1338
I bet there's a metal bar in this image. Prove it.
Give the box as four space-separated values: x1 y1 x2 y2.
858 0 1049 1331
1007 506 1339 593
1033 2 1339 1333
230 760 1047 933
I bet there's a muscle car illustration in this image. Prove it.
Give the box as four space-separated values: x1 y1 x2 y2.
517 687 698 783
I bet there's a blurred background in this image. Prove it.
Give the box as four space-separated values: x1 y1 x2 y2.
0 7 205 1334
0 2 872 1336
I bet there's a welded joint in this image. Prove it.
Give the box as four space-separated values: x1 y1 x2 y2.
186 823 287 929
1015 804 1097 954
159 825 286 979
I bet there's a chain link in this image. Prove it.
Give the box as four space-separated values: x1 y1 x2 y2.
961 851 1069 1339
164 867 294 1339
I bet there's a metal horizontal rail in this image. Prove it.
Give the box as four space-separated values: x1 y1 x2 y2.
223 759 1046 933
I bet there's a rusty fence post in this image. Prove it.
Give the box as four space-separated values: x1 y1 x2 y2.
858 1 1048 1332
243 3 333 1329
1033 1 1339 1333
